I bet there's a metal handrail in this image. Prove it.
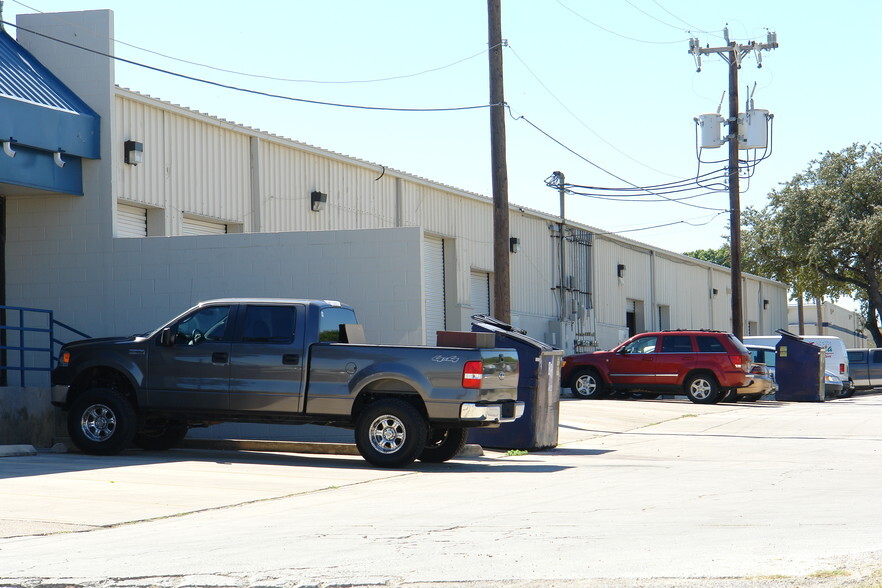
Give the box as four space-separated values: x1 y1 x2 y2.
0 305 90 387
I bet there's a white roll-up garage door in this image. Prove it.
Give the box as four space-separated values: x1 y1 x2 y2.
470 271 491 316
117 203 147 238
424 236 446 345
182 216 227 236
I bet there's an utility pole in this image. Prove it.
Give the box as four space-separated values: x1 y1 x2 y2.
689 29 778 340
553 171 567 321
487 0 511 323
726 40 743 340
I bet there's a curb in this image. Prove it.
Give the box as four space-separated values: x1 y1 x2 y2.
0 444 37 457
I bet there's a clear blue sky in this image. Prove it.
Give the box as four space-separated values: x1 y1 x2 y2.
4 0 880 257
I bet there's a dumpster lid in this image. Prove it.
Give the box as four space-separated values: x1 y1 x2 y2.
776 329 804 341
471 314 560 352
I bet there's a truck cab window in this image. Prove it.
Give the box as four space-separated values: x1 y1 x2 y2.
318 307 358 342
174 306 231 345
242 306 296 343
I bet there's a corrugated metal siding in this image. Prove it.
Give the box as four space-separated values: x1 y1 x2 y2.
593 237 652 332
115 96 166 208
509 213 559 318
259 142 397 233
115 94 250 225
654 255 712 329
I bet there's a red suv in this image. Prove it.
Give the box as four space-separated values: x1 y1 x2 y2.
561 330 751 404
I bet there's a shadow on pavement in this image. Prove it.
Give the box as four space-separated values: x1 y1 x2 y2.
0 446 572 480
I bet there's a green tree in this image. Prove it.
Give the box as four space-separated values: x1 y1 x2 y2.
741 143 882 344
683 245 730 267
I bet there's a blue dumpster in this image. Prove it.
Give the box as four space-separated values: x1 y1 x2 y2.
466 315 563 450
775 330 825 402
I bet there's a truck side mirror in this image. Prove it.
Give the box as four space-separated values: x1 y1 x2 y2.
159 327 175 347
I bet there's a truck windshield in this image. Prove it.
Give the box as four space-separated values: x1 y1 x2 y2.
318 307 358 342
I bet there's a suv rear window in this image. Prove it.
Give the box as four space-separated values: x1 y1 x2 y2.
660 335 693 353
696 336 725 352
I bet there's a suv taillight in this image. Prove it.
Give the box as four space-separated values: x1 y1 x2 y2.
729 354 745 370
462 360 484 389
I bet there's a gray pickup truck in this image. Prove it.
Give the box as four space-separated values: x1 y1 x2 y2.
51 298 523 467
846 348 882 391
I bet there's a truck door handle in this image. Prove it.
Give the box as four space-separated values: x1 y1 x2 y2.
212 352 229 364
283 354 300 365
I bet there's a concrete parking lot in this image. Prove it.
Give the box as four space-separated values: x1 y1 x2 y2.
2 394 882 587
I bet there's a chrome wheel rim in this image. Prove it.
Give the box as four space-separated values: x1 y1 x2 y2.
575 375 597 397
368 414 406 454
80 403 117 442
690 379 712 400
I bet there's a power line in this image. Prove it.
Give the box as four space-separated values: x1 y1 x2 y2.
9 0 495 85
555 0 690 45
622 0 689 32
589 211 729 236
511 108 728 212
506 43 684 179
1 20 496 113
650 0 709 34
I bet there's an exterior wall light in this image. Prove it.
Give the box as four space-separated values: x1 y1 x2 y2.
617 264 626 278
124 140 144 165
763 299 770 309
310 191 327 212
509 237 520 253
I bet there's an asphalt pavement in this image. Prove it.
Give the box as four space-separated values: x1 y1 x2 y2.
2 394 882 587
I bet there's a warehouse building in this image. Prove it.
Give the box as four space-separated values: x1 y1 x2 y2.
0 9 788 394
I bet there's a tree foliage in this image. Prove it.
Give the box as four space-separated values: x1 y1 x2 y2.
683 243 732 267
741 143 882 342
683 245 730 267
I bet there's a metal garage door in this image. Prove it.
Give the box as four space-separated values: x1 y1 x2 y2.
117 203 147 238
424 236 446 345
470 271 491 316
182 216 227 236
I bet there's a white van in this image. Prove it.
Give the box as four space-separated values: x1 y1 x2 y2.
743 334 852 395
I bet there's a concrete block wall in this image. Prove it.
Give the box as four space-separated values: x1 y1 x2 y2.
102 227 425 346
0 388 54 447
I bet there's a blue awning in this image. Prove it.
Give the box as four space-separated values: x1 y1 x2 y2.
0 28 99 195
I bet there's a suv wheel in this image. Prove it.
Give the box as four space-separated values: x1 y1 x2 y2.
684 374 720 404
571 369 607 399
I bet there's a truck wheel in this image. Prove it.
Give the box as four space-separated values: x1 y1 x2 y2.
68 388 137 455
134 419 189 451
684 374 720 404
355 399 428 468
419 427 467 463
571 369 607 399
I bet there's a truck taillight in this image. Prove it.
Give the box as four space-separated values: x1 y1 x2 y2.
840 363 846 374
59 351 71 367
462 360 484 389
